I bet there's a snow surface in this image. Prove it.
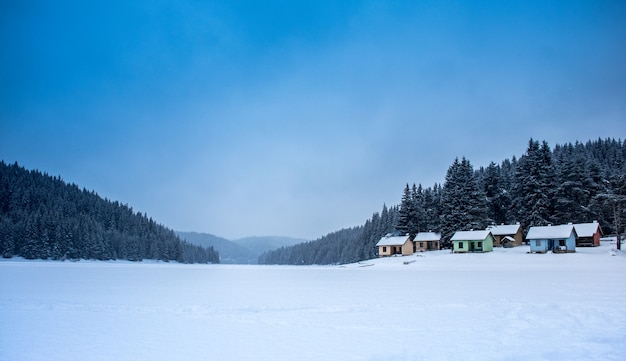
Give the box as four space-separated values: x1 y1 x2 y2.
2 243 625 361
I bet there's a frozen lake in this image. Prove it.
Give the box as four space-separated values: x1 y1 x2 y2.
1 244 625 361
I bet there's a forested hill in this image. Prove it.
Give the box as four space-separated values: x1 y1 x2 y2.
259 138 626 265
258 227 365 265
258 206 398 265
0 161 219 263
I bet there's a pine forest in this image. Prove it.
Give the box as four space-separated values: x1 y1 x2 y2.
0 161 219 263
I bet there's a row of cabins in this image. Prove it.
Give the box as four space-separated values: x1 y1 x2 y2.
527 221 601 253
376 232 441 257
376 221 602 257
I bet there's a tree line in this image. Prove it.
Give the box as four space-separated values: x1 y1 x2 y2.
0 161 219 263
260 138 626 264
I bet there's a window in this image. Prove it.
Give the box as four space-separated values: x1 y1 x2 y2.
420 242 424 248
535 240 541 247
559 240 565 247
382 247 387 252
459 242 464 249
477 242 482 248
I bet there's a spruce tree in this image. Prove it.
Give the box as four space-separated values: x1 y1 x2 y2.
553 155 588 224
483 162 511 225
412 184 426 233
439 157 489 248
422 184 441 232
513 139 556 229
396 184 414 236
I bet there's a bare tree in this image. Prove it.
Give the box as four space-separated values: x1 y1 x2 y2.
594 174 626 250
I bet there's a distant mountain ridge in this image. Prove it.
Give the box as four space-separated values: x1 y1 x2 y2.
176 231 306 264
233 236 308 256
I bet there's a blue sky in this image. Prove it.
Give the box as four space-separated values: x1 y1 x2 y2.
2 0 625 240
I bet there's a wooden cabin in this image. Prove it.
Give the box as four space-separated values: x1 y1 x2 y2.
486 223 523 247
376 235 414 257
413 232 441 252
500 236 516 248
451 230 494 253
527 224 577 253
573 221 602 247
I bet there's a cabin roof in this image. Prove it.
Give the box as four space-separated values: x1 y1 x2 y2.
573 222 601 238
376 235 410 247
414 232 441 241
526 224 575 240
502 236 515 242
450 230 492 241
486 224 521 235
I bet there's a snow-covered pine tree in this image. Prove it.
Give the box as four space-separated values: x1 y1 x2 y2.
439 157 489 248
422 184 441 232
396 184 416 236
482 162 511 225
411 184 426 233
553 152 590 224
513 139 556 230
0 217 14 258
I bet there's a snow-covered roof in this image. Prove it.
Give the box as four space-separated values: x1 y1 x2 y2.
526 225 575 240
502 236 515 242
450 230 492 241
486 224 521 236
573 222 601 238
414 232 441 241
376 235 410 247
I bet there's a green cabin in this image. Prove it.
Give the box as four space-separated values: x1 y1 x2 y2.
451 230 494 253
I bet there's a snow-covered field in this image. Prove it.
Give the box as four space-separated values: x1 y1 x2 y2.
2 243 625 361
